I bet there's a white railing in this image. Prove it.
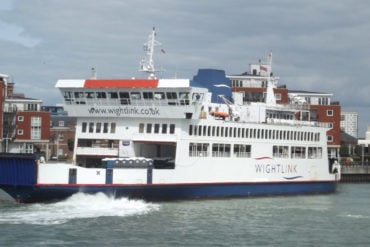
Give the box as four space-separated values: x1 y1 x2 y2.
76 147 119 156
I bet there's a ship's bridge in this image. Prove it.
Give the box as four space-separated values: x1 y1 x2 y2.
55 78 207 119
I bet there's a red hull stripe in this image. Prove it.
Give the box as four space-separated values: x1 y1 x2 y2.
35 180 335 187
84 79 159 88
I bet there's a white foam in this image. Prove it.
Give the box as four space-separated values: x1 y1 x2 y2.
0 193 160 225
343 214 370 219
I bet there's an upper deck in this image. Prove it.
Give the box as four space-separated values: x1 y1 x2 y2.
55 78 207 119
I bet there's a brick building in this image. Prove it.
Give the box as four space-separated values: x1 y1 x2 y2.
42 105 76 161
0 73 50 156
288 90 341 158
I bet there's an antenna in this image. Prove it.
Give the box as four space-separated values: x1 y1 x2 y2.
91 67 97 79
139 27 162 79
268 51 273 72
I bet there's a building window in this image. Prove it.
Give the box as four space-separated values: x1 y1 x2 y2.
18 116 24 122
22 143 33 154
58 121 65 127
327 135 333 142
58 133 64 141
31 117 41 139
275 93 282 101
26 103 38 111
328 122 333 129
17 129 24 135
327 110 333 116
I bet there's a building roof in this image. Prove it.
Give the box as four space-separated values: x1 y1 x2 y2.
341 131 358 144
6 96 42 102
50 115 76 128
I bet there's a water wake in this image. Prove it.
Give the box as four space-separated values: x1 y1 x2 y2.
0 192 160 225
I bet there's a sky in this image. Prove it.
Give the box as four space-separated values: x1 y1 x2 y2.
1 0 370 137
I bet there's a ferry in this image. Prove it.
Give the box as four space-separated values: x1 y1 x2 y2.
0 28 340 203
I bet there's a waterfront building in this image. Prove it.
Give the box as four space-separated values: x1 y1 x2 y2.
340 111 358 138
0 73 50 155
42 105 76 161
287 90 341 159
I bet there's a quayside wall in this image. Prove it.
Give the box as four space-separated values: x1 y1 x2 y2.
341 165 370 183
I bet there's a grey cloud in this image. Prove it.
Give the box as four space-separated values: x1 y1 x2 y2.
1 0 370 136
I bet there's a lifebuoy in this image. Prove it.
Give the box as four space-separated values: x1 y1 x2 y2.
210 111 229 118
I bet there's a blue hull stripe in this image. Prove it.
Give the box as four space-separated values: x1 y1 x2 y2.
1 181 337 203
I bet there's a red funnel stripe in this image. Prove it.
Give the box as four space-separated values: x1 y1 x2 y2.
84 79 159 88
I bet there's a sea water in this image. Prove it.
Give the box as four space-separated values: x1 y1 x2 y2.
1 184 369 247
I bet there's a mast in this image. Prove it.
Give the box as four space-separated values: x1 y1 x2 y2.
267 52 272 72
265 52 276 106
140 27 162 79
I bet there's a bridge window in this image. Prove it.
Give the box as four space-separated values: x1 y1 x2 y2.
154 92 165 100
109 92 118 99
131 92 141 100
143 92 153 99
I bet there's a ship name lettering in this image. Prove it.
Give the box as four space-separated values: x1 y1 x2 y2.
255 164 297 174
